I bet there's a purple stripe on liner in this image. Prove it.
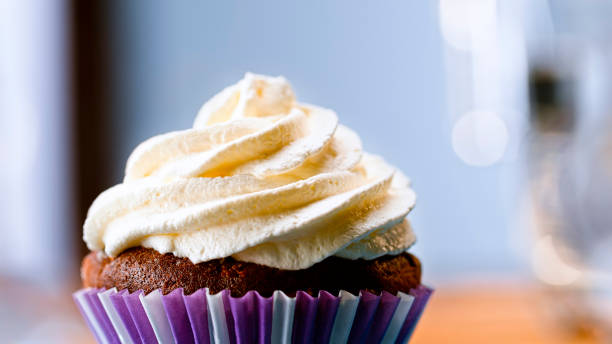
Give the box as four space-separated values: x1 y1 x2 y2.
313 291 340 344
292 291 319 344
162 288 195 344
73 291 105 344
228 291 256 343
366 291 401 343
85 289 121 344
109 289 142 344
347 291 381 344
184 289 211 344
256 293 273 343
228 290 273 344
395 286 433 344
124 290 157 344
221 290 237 344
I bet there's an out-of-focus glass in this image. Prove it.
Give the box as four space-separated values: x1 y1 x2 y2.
526 0 612 339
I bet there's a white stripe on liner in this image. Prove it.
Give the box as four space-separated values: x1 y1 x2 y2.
74 289 110 344
270 290 296 344
140 289 175 344
206 289 230 344
204 289 215 344
380 292 415 344
328 290 360 344
97 288 135 344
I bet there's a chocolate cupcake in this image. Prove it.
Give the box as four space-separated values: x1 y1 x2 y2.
82 247 421 297
74 73 432 344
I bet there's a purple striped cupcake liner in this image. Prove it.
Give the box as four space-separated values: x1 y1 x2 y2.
73 285 432 344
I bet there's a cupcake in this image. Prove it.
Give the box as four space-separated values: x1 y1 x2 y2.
74 73 432 343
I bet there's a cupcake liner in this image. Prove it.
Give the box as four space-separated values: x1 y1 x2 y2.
74 285 432 344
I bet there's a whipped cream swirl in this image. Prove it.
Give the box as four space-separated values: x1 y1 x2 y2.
84 73 416 269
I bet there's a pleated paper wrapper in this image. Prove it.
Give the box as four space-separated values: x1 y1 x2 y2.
73 285 432 344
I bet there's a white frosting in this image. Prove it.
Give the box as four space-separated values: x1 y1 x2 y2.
83 73 417 269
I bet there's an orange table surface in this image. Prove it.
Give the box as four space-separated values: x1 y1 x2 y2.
411 284 604 344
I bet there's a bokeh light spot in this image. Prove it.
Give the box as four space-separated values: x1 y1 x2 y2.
451 110 508 166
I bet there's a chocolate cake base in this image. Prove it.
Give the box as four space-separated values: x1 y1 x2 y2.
81 247 421 297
